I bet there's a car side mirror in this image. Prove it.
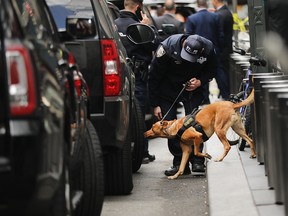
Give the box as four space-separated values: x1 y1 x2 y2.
126 23 155 45
66 16 96 39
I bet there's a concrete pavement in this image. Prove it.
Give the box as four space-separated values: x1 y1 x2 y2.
207 78 285 216
101 79 286 216
206 124 285 216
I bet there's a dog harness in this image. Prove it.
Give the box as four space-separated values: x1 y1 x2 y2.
176 108 209 142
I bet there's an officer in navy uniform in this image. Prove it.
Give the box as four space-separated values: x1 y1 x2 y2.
115 0 159 163
148 34 217 175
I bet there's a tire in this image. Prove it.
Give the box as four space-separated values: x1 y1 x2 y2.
239 106 252 151
131 98 144 173
74 120 104 216
104 132 133 195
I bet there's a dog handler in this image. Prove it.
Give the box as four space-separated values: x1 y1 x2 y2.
148 34 217 175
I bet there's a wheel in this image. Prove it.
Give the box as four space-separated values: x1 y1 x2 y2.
104 132 133 195
238 105 252 151
227 91 245 145
73 119 104 216
131 98 145 173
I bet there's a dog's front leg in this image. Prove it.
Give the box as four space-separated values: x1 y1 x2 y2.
194 142 212 160
168 142 191 180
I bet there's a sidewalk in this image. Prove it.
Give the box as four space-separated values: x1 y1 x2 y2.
206 79 285 216
206 128 285 216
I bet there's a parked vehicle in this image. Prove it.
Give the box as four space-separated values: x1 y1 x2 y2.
47 0 146 195
0 0 104 215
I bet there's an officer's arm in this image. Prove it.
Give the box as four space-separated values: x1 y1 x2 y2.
148 45 168 107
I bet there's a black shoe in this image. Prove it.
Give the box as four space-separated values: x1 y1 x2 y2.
142 157 149 164
164 165 191 176
147 154 155 162
192 163 205 173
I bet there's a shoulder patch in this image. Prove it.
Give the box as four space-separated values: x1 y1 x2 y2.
156 45 166 58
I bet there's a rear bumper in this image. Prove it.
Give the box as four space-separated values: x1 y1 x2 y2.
91 95 131 149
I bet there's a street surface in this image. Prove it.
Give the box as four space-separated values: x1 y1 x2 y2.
101 80 220 216
101 137 209 216
102 126 209 216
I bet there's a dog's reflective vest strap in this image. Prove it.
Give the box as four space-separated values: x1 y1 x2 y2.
175 109 209 142
175 114 193 141
195 124 209 142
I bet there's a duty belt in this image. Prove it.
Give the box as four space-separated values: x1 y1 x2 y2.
176 108 209 142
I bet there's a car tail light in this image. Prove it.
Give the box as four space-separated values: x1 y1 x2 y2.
73 71 82 97
6 45 36 116
68 52 76 66
101 39 121 96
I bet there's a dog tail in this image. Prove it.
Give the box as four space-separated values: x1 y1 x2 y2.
233 88 255 110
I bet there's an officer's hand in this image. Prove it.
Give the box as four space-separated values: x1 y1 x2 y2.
153 106 162 120
185 78 201 91
140 12 150 25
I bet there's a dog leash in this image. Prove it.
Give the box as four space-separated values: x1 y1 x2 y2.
161 81 189 123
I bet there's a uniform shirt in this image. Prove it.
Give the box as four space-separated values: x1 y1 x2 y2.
148 34 216 107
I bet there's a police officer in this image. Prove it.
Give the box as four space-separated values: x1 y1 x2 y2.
115 0 158 163
149 34 217 175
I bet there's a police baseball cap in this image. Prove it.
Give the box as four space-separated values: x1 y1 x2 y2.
180 35 211 63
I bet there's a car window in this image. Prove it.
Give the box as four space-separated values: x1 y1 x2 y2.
46 0 98 36
13 0 52 39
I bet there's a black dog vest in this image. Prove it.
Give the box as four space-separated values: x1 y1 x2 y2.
176 108 209 142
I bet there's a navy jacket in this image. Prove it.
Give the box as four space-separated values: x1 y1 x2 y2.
215 5 233 59
148 34 216 107
185 9 224 54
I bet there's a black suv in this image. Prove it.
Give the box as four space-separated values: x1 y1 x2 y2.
47 0 146 195
0 0 104 215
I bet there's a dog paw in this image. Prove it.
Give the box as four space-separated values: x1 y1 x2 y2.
168 175 178 180
205 153 212 160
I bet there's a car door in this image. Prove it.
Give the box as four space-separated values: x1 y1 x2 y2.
0 26 11 167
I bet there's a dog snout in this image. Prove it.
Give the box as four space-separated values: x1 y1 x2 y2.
144 129 154 138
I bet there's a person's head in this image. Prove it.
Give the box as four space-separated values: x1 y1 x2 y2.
211 0 224 8
164 0 176 13
197 0 208 8
180 35 213 63
124 0 143 13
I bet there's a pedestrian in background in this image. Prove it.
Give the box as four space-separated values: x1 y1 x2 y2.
115 0 158 163
185 0 224 103
211 0 233 100
148 34 217 176
154 0 184 41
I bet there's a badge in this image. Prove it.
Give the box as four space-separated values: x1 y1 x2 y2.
197 56 207 64
156 45 166 58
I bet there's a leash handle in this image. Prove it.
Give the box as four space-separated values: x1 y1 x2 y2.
161 81 190 123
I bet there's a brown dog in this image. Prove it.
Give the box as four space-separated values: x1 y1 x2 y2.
144 89 257 179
